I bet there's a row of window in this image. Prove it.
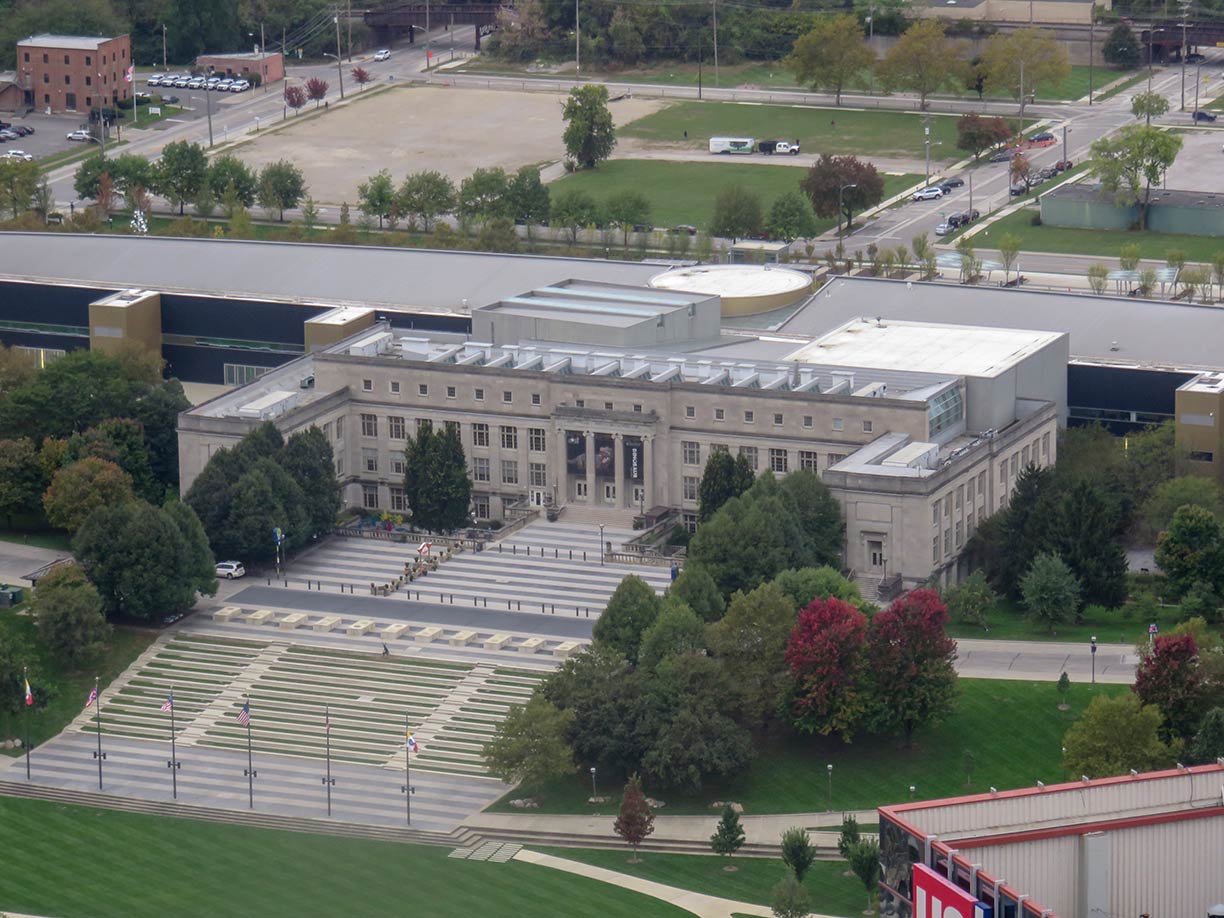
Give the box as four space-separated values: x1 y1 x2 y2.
362 378 545 407
933 511 977 564
24 49 127 65
682 442 847 472
364 484 492 522
360 413 550 452
683 405 871 434
40 72 118 86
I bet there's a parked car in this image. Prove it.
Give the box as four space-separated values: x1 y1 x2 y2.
1010 182 1029 196
0 130 17 141
217 79 234 91
1 150 34 162
912 186 944 201
1192 110 1217 122
66 129 92 142
947 209 980 228
935 221 953 236
215 560 246 579
1029 131 1056 146
173 75 192 88
231 80 251 92
671 224 698 235
1037 166 1057 180
187 77 205 89
161 94 180 104
374 48 391 61
1054 159 1073 172
133 91 151 102
940 176 965 189
1187 52 1206 63
988 148 1018 163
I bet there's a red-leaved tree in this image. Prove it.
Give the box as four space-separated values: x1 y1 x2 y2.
283 84 306 116
956 112 1015 160
785 597 868 741
799 154 886 233
613 773 655 863
351 66 372 90
863 589 959 747
1135 633 1205 744
305 76 329 108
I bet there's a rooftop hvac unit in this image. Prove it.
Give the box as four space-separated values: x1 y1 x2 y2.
853 381 888 398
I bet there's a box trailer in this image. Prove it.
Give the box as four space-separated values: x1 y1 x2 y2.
709 137 755 155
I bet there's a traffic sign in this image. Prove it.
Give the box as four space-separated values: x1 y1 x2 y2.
1149 623 1159 634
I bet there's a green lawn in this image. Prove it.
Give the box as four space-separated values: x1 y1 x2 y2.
0 796 689 918
0 529 71 551
618 101 964 160
979 205 1224 264
551 159 920 230
0 610 155 755
127 103 183 129
490 678 1125 816
534 848 866 916
948 595 1185 644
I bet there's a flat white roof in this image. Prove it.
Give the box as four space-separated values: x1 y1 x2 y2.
787 317 1063 378
1180 371 1224 394
307 305 375 326
19 34 122 50
650 264 810 299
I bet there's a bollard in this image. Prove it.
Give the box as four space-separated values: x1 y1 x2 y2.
474 596 478 605
512 545 516 555
267 578 271 586
569 550 572 560
498 544 502 553
585 608 590 617
551 604 555 614
583 552 587 562
555 548 558 559
508 599 512 610
483 597 487 607
517 601 521 611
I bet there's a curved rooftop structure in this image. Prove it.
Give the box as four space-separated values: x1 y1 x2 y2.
649 264 813 316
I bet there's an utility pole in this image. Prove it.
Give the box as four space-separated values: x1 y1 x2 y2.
162 24 167 70
261 22 267 92
867 0 875 96
426 0 432 77
334 15 346 99
347 0 352 62
575 0 580 76
1179 0 1189 111
712 0 719 87
1088 6 1095 105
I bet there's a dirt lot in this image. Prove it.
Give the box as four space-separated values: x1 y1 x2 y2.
231 84 665 205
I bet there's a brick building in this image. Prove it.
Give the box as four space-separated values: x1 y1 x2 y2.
194 51 284 86
16 34 131 115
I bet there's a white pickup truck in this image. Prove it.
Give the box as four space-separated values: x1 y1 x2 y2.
758 140 801 155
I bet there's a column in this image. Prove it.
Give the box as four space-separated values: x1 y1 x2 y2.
642 435 654 511
612 433 623 508
554 426 567 506
584 430 595 504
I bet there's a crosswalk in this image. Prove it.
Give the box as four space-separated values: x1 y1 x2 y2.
288 520 673 613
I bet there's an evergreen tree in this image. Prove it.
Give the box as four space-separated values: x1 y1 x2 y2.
710 805 746 866
402 422 473 533
780 827 816 883
698 449 754 523
593 575 662 662
1191 707 1224 764
1053 481 1128 610
1021 553 1080 633
279 427 341 539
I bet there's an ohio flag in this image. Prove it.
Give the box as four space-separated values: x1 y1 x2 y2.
23 678 33 706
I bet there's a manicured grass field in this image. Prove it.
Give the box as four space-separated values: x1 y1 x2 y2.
0 611 155 756
618 101 963 159
490 678 1126 816
0 796 689 918
948 595 1185 644
551 159 921 230
0 528 71 551
978 205 1224 264
534 847 866 916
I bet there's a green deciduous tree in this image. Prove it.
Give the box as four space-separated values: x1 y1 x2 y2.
1191 707 1224 764
482 696 576 791
402 421 472 533
604 190 652 248
667 567 725 623
0 159 40 220
31 562 111 665
357 169 396 229
707 582 796 725
594 574 662 662
878 20 966 110
257 160 307 221
771 871 812 918
981 27 1070 119
1021 553 1081 632
614 773 655 861
1104 23 1141 70
709 184 764 242
208 154 258 206
0 437 43 527
710 805 746 865
155 141 209 215
772 566 862 612
944 570 997 630
73 498 216 621
550 187 601 244
846 838 882 910
506 165 551 226
1143 476 1222 537
457 167 511 226
1063 693 1176 778
784 14 873 106
800 154 885 232
780 827 816 883
68 417 158 503
397 170 456 232
43 458 135 533
1130 89 1170 125
766 191 818 242
543 644 646 777
1155 504 1224 599
562 84 617 169
698 449 755 523
1089 125 1183 230
637 597 706 672
278 427 341 539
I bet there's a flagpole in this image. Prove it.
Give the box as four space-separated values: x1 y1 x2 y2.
401 712 412 825
92 676 105 790
243 696 256 809
22 665 30 780
168 686 180 800
323 705 334 817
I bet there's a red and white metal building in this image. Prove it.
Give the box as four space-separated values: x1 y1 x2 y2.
878 763 1224 918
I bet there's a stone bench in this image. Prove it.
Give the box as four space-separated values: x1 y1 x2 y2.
518 636 545 655
448 630 476 648
212 606 241 623
483 633 510 651
279 612 307 631
553 641 582 660
414 626 442 644
346 619 374 636
246 609 274 626
313 615 341 633
381 622 409 640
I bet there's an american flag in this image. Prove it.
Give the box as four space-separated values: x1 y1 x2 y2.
237 701 251 726
84 686 97 709
161 693 174 713
406 731 422 753
325 710 331 732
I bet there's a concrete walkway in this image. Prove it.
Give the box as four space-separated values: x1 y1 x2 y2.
516 848 801 918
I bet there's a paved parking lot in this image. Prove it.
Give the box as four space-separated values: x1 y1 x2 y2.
1162 124 1224 193
0 111 85 160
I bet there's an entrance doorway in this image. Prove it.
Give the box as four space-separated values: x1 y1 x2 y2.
868 539 885 570
530 489 546 507
603 483 617 504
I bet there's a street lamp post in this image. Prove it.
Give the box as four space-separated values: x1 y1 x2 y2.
837 183 857 237
590 766 598 800
598 523 605 566
1090 635 1098 684
1178 0 1190 111
826 763 833 813
331 17 346 99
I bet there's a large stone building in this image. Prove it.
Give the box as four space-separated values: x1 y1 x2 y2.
15 33 131 114
177 283 1066 593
